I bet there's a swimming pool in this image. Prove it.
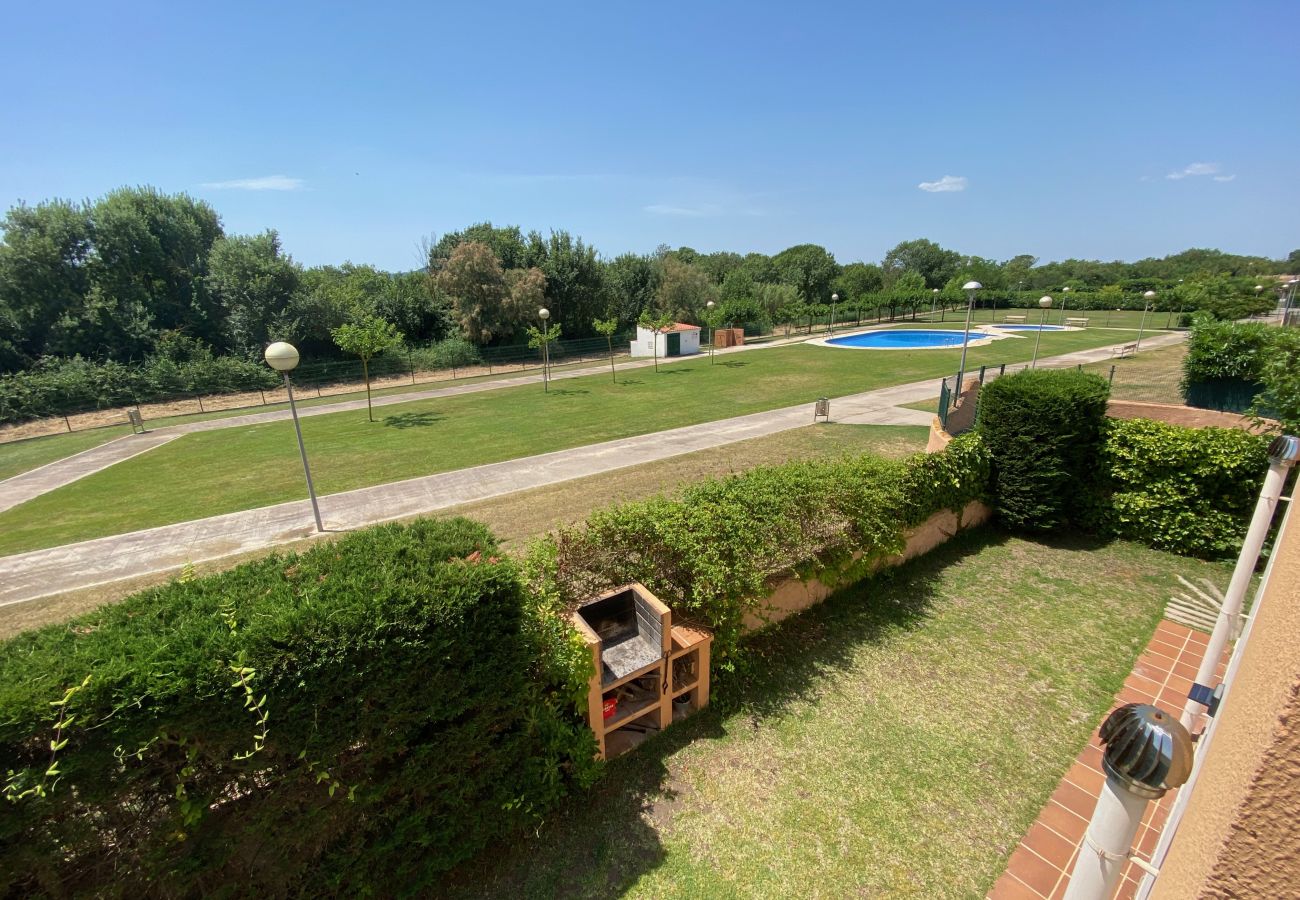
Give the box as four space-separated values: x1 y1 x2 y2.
990 324 1066 332
824 330 972 349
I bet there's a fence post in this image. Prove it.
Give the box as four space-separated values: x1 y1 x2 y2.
999 363 1006 376
259 389 267 405
197 396 205 413
1109 364 1116 385
409 349 416 385
64 415 73 433
978 365 987 384
938 379 949 429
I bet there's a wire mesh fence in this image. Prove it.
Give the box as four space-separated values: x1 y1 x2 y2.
0 333 637 444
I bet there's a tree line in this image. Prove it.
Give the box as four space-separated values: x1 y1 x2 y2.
1 186 1295 375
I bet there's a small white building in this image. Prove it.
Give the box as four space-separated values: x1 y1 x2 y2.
630 322 701 358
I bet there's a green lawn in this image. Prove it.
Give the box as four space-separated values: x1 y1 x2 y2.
0 327 1142 555
0 427 132 483
440 530 1232 899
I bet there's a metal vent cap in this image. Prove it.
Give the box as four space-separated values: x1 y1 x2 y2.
1099 703 1193 799
1267 434 1300 466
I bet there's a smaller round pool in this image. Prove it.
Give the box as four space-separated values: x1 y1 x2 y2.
990 324 1066 331
825 330 971 349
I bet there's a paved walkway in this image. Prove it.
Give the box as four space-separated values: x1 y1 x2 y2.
986 620 1225 900
0 331 1185 608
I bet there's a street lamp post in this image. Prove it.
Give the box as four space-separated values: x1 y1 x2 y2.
955 281 981 393
1060 285 1070 326
1136 291 1155 350
706 300 716 364
538 308 551 392
1032 296 1052 368
829 293 838 335
264 341 323 533
931 287 939 319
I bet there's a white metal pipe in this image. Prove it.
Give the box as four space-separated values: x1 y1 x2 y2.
1136 492 1296 899
1063 777 1150 900
1180 459 1292 730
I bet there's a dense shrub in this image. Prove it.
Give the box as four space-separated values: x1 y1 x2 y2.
976 369 1111 531
0 518 593 897
1094 419 1270 557
533 435 990 662
0 341 278 424
1180 317 1300 418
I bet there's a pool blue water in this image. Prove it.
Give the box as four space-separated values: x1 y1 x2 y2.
991 324 1066 331
826 330 970 349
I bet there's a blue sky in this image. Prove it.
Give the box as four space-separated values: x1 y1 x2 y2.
3 1 1296 271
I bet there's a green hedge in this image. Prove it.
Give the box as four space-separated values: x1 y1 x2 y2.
1094 419 1270 557
0 518 593 897
977 369 1111 531
534 435 991 662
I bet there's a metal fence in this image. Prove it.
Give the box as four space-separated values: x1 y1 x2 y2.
0 332 637 444
936 355 1189 435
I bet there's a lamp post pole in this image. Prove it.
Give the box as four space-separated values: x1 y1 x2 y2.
829 293 838 335
956 281 981 393
1137 291 1155 351
1060 285 1070 326
931 288 939 319
264 342 323 533
1032 296 1052 368
538 307 551 392
706 300 716 364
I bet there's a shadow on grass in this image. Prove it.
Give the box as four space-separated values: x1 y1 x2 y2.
718 360 749 369
548 388 591 397
440 525 1009 899
382 411 445 429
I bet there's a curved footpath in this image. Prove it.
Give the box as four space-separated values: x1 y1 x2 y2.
0 331 1184 608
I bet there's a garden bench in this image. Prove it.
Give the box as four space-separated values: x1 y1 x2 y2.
1065 317 1089 327
1004 314 1027 324
1111 343 1138 358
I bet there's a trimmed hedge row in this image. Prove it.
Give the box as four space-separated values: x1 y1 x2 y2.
0 518 594 897
535 434 992 662
1095 418 1270 557
976 369 1111 532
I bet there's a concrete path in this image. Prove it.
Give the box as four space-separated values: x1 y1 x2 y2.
0 432 181 515
0 330 1186 608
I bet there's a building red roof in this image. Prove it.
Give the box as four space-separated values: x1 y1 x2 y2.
656 322 701 332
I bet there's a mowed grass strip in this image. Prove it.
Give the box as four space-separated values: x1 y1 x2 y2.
0 423 927 638
0 328 1140 555
441 531 1233 899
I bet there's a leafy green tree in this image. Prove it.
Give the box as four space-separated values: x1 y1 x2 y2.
89 187 225 348
593 317 619 382
526 319 563 390
0 199 93 368
372 271 455 344
604 253 660 326
834 262 884 303
428 222 528 272
206 230 303 358
772 244 840 305
525 230 605 335
331 315 404 421
882 238 961 289
696 251 744 284
654 255 717 322
737 252 778 285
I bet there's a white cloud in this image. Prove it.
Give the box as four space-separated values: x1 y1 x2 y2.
1166 162 1220 180
918 175 967 193
200 175 305 191
1213 174 1237 182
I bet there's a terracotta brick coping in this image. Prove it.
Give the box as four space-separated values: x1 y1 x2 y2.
987 621 1226 899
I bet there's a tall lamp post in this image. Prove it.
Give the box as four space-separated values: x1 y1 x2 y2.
1032 296 1052 368
829 293 838 335
705 300 716 364
931 287 939 319
1137 290 1154 350
1060 285 1071 326
538 307 551 392
264 341 323 533
955 281 981 393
